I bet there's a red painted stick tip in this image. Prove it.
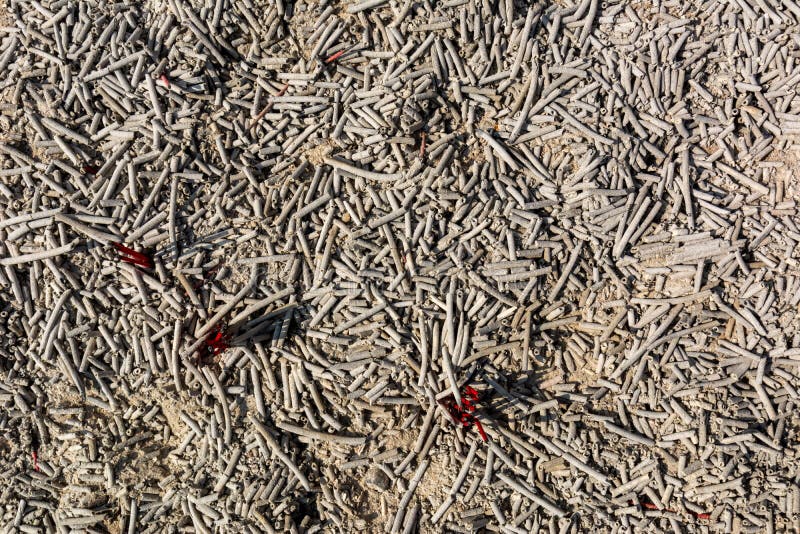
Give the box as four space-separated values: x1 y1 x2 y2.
203 328 230 356
442 386 488 442
473 419 488 442
325 49 346 63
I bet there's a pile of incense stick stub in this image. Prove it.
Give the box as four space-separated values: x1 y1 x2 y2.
2 0 800 532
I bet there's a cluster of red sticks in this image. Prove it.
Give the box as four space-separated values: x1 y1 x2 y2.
442 386 488 442
111 241 230 361
112 242 154 270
